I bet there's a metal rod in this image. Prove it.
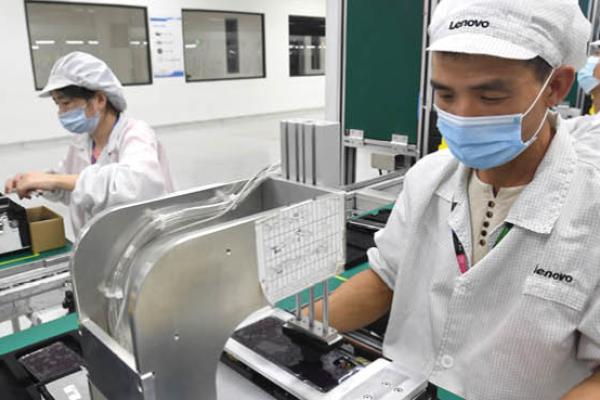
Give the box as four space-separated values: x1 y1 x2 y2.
343 169 405 192
295 293 302 320
322 280 330 335
11 317 20 333
308 286 316 328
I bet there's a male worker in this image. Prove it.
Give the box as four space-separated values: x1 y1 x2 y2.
318 1 600 399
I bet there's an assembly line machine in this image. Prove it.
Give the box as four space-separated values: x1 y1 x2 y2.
0 170 432 400
0 119 463 399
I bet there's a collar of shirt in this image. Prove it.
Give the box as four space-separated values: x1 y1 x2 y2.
506 114 576 234
436 113 576 242
72 115 126 158
103 114 124 155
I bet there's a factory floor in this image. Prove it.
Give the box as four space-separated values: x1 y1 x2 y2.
0 107 379 338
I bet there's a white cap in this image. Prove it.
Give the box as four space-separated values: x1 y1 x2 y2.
40 52 127 112
428 0 591 70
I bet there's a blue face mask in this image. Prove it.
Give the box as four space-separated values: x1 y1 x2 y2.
435 71 554 170
59 107 100 134
577 56 600 94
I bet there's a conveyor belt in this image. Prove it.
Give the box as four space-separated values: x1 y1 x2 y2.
0 244 72 272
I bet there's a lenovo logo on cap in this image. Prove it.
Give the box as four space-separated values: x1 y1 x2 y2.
449 19 490 30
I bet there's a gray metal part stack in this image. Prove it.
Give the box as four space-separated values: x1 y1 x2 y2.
281 119 343 188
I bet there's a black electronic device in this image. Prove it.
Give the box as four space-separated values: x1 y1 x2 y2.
231 316 376 393
0 331 82 400
0 193 32 257
18 342 83 383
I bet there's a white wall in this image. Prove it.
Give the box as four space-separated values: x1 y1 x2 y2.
0 0 326 145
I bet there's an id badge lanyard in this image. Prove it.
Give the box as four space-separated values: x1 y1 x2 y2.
451 203 513 274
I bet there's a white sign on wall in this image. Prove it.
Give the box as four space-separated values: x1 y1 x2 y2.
150 17 185 79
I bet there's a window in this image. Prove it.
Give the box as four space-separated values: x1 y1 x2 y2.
182 10 265 82
289 16 326 77
25 1 152 90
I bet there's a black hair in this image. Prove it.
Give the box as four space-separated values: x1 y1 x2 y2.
57 85 96 101
437 52 553 82
56 85 118 114
526 56 553 83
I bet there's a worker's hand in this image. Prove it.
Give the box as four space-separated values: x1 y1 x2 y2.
4 174 23 194
14 171 57 199
561 370 600 400
562 387 600 400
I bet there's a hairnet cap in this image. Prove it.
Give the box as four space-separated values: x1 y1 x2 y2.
39 52 127 112
428 0 592 70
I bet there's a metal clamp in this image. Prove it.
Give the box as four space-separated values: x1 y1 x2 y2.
391 134 409 151
139 372 157 400
391 134 420 157
345 129 365 147
285 280 343 346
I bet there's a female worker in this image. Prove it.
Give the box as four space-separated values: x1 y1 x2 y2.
4 52 174 236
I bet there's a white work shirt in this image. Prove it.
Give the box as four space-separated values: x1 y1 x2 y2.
45 116 174 236
368 114 600 399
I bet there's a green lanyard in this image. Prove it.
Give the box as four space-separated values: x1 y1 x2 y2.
453 222 513 275
494 223 513 248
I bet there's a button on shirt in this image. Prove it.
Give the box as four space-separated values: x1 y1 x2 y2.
468 172 525 266
368 113 600 399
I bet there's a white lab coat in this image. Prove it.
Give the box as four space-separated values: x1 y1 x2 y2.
45 116 174 237
368 113 600 399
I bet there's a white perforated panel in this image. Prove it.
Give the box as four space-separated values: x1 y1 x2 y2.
255 194 345 304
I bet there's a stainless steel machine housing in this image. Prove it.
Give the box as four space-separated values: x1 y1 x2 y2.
71 177 341 400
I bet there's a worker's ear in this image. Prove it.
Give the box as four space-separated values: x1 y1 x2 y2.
547 66 575 107
91 92 109 114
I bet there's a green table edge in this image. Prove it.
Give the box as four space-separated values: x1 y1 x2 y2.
437 387 464 400
0 243 73 271
352 203 395 221
0 313 79 357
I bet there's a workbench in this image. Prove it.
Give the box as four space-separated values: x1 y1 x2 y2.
0 207 463 399
0 245 73 354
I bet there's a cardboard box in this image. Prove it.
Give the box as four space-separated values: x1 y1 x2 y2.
26 206 66 254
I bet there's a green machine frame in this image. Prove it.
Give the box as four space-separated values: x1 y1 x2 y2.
331 0 436 157
326 0 438 185
344 1 426 146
